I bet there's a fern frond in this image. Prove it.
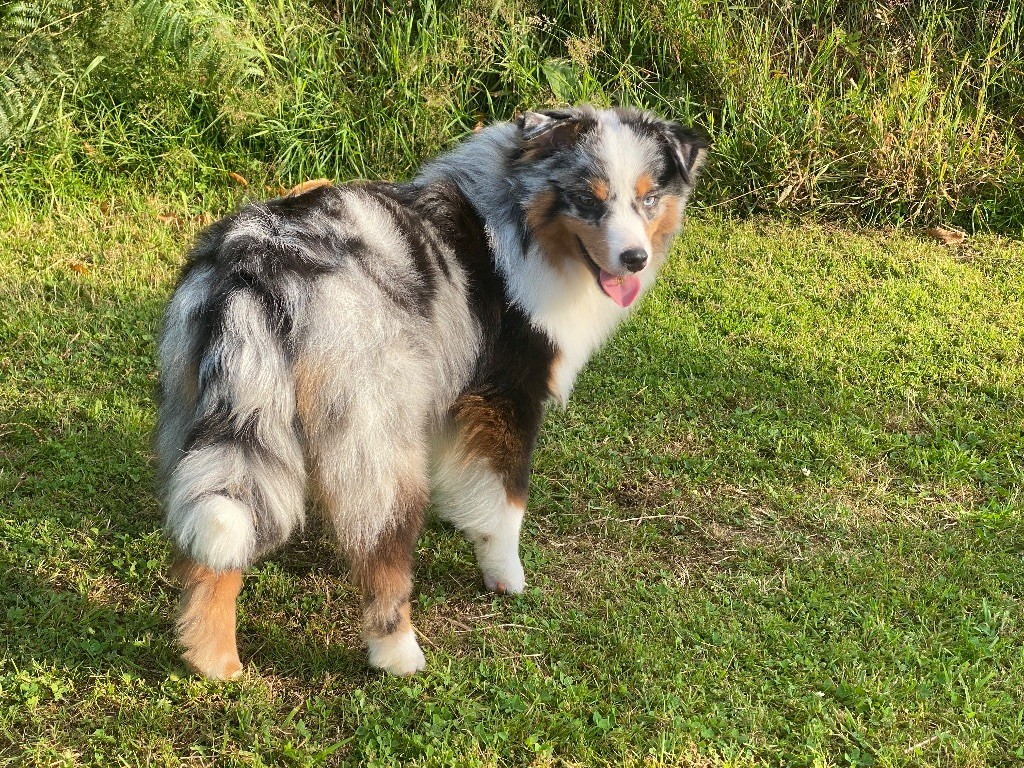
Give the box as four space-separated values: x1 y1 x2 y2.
131 0 262 87
0 1 62 142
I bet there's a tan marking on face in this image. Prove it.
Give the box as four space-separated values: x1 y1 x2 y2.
634 173 655 199
559 215 614 271
589 178 609 201
524 189 557 235
644 195 683 259
172 557 244 680
526 191 616 274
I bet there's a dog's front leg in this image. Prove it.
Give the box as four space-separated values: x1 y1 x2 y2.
434 456 528 594
463 468 528 595
432 394 541 595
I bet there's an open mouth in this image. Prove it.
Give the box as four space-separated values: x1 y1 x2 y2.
575 236 641 308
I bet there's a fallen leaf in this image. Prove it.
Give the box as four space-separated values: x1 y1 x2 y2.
70 262 90 275
157 213 185 226
925 226 966 246
288 178 333 196
228 171 249 187
99 201 110 215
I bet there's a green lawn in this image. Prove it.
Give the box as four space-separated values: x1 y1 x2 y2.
1 198 1022 766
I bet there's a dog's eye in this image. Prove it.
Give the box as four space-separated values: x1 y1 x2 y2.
575 192 597 208
642 194 660 208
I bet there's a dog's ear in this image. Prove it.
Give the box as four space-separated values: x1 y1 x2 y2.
518 109 593 150
657 121 710 186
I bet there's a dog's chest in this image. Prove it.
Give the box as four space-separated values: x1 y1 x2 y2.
534 279 628 404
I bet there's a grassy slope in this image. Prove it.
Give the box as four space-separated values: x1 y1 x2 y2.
1 197 1022 767
3 0 1024 231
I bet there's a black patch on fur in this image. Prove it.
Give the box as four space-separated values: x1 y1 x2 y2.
179 195 350 374
370 610 402 637
616 109 709 188
557 186 606 224
366 181 463 282
358 183 439 316
184 396 262 454
351 254 427 316
495 144 537 259
410 180 557 498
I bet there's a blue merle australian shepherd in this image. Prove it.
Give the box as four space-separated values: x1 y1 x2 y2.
157 106 708 679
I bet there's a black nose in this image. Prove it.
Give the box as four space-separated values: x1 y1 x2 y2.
621 248 649 273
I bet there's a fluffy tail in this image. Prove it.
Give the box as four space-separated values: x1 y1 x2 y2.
157 229 306 572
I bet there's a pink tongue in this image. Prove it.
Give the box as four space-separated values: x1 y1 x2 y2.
599 270 641 308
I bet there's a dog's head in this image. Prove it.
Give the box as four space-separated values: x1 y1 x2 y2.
515 106 708 307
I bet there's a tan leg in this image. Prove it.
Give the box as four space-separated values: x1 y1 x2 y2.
172 557 244 680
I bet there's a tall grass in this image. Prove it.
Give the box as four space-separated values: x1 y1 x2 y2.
2 0 1023 232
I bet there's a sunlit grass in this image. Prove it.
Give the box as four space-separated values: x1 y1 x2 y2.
1 197 1022 766
2 0 1023 231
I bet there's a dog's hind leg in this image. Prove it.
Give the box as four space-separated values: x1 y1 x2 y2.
315 474 429 676
172 557 244 680
164 441 305 678
160 286 307 680
348 484 427 677
309 424 430 676
164 438 305 679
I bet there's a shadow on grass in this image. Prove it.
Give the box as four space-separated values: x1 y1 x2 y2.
0 569 175 681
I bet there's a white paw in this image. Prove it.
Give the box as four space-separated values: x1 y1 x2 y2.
475 533 526 594
480 555 526 595
366 629 426 676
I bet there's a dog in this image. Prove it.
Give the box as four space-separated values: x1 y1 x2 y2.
156 105 708 679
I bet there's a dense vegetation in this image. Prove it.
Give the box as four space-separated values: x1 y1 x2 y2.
2 0 1023 231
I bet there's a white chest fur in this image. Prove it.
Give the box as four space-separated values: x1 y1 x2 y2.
498 238 656 404
536 271 628 404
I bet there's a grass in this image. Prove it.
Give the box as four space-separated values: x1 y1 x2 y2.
3 0 1024 231
1 193 1022 766
3 2 1023 763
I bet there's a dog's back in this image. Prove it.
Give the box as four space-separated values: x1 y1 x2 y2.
157 183 481 572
